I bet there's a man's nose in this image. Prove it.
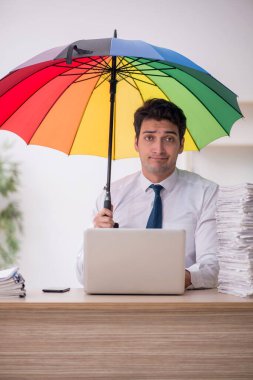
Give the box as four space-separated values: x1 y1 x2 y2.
152 139 165 153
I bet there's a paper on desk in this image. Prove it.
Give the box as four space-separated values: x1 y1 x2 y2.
0 266 19 281
0 267 26 297
216 183 253 297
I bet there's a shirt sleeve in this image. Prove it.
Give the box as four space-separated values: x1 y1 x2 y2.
76 191 105 285
186 183 219 289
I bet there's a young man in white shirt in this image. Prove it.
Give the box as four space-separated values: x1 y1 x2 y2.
77 99 219 289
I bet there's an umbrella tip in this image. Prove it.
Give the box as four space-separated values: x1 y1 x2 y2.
114 29 117 38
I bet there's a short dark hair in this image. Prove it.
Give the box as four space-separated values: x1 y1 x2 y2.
134 98 186 142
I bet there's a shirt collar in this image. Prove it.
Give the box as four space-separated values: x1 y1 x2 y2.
140 168 178 193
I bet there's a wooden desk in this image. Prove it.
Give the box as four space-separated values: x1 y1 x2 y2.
0 289 253 379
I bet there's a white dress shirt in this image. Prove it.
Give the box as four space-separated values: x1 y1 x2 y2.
77 168 219 289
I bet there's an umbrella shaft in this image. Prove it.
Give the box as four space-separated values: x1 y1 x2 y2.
104 56 117 209
106 97 114 189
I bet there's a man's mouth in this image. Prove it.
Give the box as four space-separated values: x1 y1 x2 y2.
149 157 168 160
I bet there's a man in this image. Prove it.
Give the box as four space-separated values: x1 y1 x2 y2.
77 98 219 289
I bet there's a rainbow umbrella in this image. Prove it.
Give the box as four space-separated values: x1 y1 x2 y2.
0 31 243 209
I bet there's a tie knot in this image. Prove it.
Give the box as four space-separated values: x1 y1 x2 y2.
149 184 163 196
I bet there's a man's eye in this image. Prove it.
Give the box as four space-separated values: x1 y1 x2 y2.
164 136 175 143
144 136 153 141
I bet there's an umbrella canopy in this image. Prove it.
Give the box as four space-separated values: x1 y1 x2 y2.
0 32 243 208
0 34 242 157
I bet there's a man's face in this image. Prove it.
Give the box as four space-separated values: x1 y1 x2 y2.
135 118 184 182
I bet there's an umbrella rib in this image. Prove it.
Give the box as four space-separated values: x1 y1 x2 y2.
118 57 160 71
118 71 157 87
185 129 200 150
129 75 145 104
193 78 243 117
57 58 111 78
99 56 112 69
56 57 104 68
116 56 140 70
118 63 147 103
55 58 110 75
55 64 110 76
132 58 175 69
94 73 111 89
120 65 175 72
74 56 110 70
86 55 111 70
54 63 100 70
57 65 108 73
116 56 125 69
91 56 112 78
74 56 112 76
128 64 171 101
117 72 141 90
117 58 169 82
60 68 109 76
118 58 176 77
119 70 173 78
120 67 176 74
120 67 175 73
74 73 107 83
118 60 170 105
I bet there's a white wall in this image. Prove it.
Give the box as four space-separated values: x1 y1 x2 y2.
0 0 253 289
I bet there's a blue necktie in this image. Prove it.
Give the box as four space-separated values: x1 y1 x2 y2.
146 184 163 229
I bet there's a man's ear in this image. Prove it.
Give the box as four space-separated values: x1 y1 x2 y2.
134 136 139 152
179 137 185 154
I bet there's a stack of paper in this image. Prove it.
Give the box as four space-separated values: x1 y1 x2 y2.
0 267 26 298
216 183 253 297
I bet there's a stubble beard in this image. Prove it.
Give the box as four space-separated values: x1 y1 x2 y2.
142 158 175 177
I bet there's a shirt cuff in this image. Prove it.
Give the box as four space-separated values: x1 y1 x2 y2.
186 261 219 289
186 263 204 289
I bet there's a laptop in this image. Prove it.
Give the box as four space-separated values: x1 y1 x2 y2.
84 229 185 295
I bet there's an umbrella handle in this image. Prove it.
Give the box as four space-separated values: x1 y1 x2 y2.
104 192 119 228
104 190 111 210
104 199 111 210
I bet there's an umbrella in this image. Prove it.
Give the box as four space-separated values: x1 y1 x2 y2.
0 30 243 209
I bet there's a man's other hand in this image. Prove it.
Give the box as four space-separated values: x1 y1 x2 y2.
93 208 114 228
185 270 192 289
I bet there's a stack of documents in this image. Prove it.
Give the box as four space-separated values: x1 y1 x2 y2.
0 267 26 298
216 183 253 297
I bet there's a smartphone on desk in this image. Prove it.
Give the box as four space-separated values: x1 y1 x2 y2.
42 287 70 293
